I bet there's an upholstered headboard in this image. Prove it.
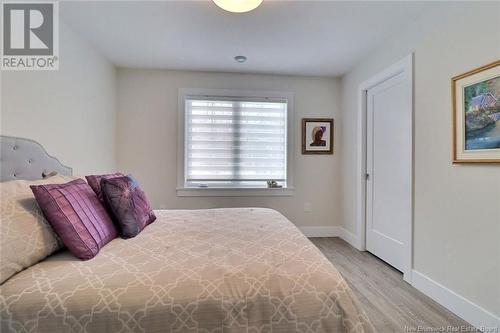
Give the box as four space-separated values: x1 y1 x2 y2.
0 135 72 181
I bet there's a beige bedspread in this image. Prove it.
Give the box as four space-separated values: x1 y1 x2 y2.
0 208 373 333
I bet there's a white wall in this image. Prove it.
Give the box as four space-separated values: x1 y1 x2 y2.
3 2 497 324
340 2 500 319
1 22 116 174
116 69 340 228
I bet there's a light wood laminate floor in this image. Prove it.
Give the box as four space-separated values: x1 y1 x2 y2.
310 237 473 332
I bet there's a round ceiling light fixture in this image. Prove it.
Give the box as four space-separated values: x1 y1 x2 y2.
234 55 247 63
213 0 263 13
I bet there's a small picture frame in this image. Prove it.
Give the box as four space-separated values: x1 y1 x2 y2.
452 60 500 163
302 118 334 155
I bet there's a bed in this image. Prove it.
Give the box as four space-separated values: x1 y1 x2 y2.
0 135 373 333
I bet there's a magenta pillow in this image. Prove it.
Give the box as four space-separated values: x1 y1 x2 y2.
85 173 124 201
101 175 156 238
30 179 118 260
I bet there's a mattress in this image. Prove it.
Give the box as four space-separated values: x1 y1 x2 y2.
0 208 373 332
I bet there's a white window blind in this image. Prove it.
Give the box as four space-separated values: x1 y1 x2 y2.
185 97 288 188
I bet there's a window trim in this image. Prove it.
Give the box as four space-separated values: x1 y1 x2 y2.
177 88 295 197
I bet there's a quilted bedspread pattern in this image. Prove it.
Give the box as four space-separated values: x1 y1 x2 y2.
0 208 373 333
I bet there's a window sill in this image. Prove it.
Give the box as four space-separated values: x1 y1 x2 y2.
176 187 295 197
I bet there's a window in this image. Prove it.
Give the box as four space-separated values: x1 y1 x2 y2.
179 89 293 194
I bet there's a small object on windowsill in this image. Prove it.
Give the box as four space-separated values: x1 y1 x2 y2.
267 180 282 188
198 184 209 188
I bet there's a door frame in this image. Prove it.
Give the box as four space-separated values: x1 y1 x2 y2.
356 53 414 283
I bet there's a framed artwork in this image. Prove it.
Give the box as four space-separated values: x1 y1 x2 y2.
302 118 334 154
452 60 500 163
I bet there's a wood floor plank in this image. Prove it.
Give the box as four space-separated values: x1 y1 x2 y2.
310 237 474 332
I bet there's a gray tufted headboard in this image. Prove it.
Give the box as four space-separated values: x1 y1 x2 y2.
0 135 72 182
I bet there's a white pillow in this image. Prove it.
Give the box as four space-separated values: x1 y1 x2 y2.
0 174 76 284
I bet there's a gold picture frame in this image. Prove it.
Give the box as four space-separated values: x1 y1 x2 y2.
302 118 334 155
452 60 500 163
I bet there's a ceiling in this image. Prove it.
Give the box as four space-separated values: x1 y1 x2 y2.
61 1 430 77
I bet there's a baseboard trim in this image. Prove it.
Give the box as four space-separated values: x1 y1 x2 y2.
302 227 499 330
300 226 361 250
412 270 500 331
300 226 338 237
337 227 363 251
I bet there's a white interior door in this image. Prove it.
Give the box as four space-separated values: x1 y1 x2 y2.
366 68 412 275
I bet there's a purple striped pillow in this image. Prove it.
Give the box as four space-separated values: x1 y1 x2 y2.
101 175 156 238
86 173 124 201
31 179 118 260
